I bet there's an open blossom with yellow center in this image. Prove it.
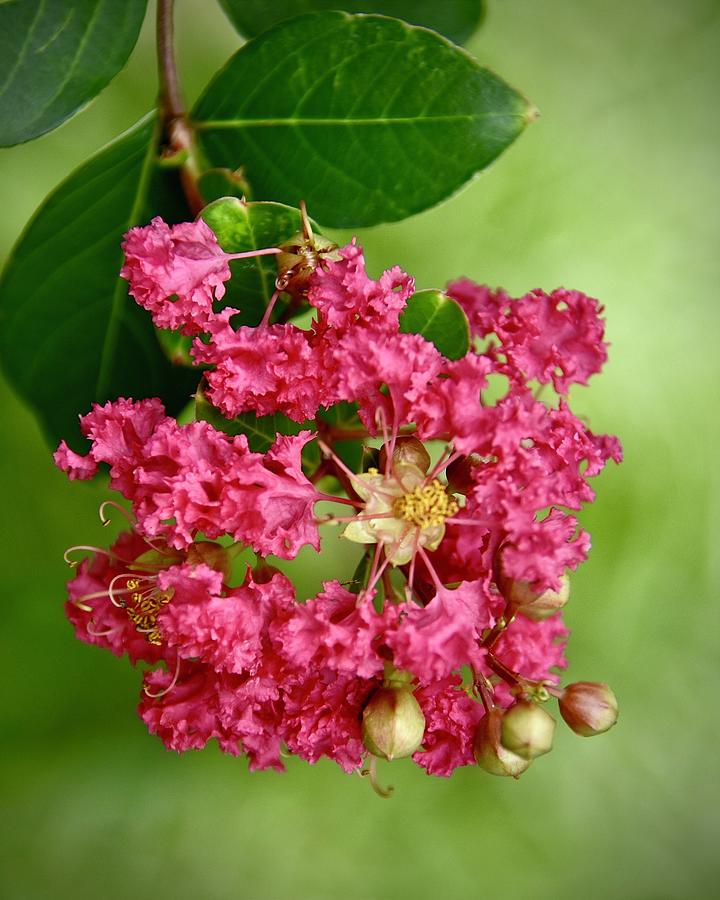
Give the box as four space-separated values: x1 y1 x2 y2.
342 460 459 566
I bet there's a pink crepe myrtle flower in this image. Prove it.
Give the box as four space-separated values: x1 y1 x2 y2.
57 218 622 785
120 216 282 335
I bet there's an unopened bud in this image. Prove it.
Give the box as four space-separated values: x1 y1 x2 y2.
186 541 233 580
502 572 570 621
379 437 431 474
362 686 426 760
445 454 481 494
558 682 619 736
473 708 531 778
501 700 556 760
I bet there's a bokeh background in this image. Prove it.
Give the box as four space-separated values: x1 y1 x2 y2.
2 1 718 898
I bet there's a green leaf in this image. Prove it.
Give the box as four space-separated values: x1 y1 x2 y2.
197 168 251 205
399 289 470 359
200 197 309 326
218 0 485 45
192 11 532 228
0 0 148 146
0 113 198 450
195 383 320 471
195 382 315 451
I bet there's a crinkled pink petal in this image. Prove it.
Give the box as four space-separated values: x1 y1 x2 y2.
388 581 494 682
121 216 236 335
308 241 413 331
446 279 511 338
333 328 444 431
501 510 590 592
281 669 375 773
159 568 295 675
413 675 484 776
496 288 608 393
413 353 493 451
196 323 323 422
272 582 394 678
53 440 98 480
139 665 234 753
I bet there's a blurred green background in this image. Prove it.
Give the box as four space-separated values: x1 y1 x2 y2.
1 1 718 898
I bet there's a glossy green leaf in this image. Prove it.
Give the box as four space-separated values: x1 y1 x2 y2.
0 0 148 146
218 0 485 45
195 383 319 468
192 11 532 227
200 197 309 326
399 289 470 359
197 168 251 205
0 114 198 449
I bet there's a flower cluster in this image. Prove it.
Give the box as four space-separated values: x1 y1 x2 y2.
56 214 621 785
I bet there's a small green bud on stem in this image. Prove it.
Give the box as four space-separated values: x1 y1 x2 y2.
473 707 532 778
501 700 556 760
501 572 570 621
362 686 426 761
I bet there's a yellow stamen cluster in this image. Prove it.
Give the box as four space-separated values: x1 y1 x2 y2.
125 578 172 645
393 479 459 529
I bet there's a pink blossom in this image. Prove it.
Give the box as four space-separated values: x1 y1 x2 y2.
56 399 320 558
272 581 393 678
497 288 608 393
195 323 322 422
387 582 494 682
159 567 295 675
121 217 237 335
60 226 622 781
413 676 484 776
282 669 375 772
446 279 511 338
308 241 413 331
65 530 171 666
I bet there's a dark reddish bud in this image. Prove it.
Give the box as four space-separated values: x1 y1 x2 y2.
379 436 431 474
186 541 234 580
362 686 426 760
558 682 619 736
445 454 481 494
473 708 531 778
500 700 556 760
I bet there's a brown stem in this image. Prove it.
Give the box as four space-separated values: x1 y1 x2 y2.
157 0 184 123
156 0 205 215
481 606 516 651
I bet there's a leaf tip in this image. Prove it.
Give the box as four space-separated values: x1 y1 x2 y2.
524 103 541 125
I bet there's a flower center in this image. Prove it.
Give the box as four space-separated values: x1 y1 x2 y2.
125 578 172 645
392 478 459 529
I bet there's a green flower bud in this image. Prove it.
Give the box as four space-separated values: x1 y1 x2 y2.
501 700 556 760
362 686 426 761
473 708 531 778
503 573 570 621
558 682 619 736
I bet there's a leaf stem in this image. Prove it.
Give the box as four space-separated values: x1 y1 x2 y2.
157 0 184 122
156 0 205 214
